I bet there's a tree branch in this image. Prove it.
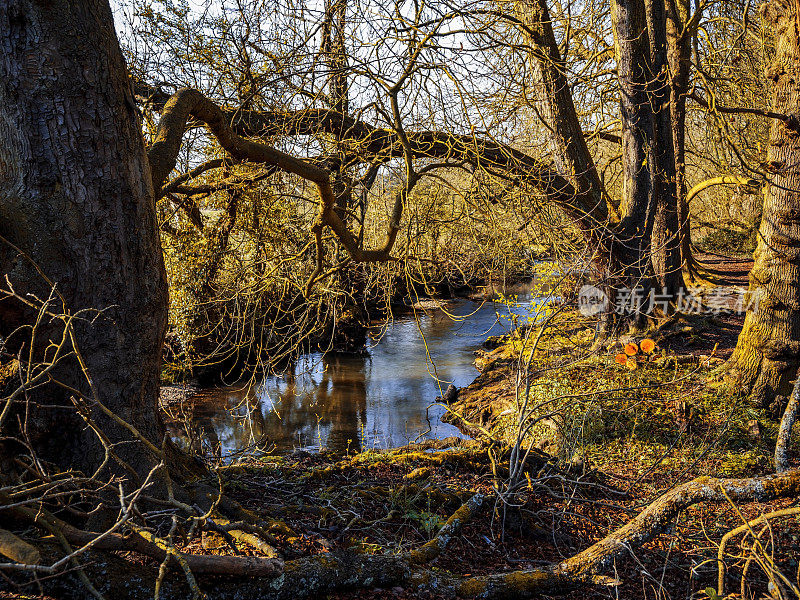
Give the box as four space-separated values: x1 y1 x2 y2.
689 91 795 124
139 84 606 230
147 88 406 265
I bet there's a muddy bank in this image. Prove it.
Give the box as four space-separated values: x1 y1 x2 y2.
441 338 521 444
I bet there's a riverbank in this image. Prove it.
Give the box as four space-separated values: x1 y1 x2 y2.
129 260 800 598
442 308 753 455
198 307 797 599
86 406 793 600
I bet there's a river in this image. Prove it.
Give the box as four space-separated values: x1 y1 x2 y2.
166 287 540 459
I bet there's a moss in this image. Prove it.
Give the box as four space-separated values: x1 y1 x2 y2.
455 576 488 597
716 447 769 477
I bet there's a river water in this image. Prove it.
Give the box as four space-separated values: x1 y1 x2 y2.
167 287 539 459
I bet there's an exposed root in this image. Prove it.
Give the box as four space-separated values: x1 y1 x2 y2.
8 469 800 599
5 502 284 578
775 379 800 472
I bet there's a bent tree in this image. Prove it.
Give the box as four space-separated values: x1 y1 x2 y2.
137 0 687 325
728 0 800 408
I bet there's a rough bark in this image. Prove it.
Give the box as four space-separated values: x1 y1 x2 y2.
613 0 657 237
646 0 683 296
776 377 800 471
666 0 697 278
521 0 607 219
609 0 683 304
320 0 356 225
600 0 662 323
0 0 167 475
728 0 800 408
520 0 673 323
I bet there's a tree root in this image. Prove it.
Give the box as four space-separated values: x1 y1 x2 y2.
207 517 280 557
775 378 800 472
7 469 800 599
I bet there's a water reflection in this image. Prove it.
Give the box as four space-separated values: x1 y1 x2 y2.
168 292 539 458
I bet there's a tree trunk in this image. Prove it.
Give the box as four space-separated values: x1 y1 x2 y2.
646 0 683 296
666 0 697 280
522 0 606 214
728 0 800 408
524 0 684 321
321 0 355 224
0 0 167 476
606 0 663 320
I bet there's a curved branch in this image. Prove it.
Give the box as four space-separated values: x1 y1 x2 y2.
147 88 404 265
148 89 330 195
689 92 797 126
717 506 800 596
139 84 606 230
160 158 229 196
686 175 761 206
452 469 800 598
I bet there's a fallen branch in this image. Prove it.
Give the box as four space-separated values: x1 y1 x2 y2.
717 505 800 596
8 469 800 599
407 492 486 564
450 469 800 598
4 503 283 578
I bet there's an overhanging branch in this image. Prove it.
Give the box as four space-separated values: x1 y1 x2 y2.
138 83 606 230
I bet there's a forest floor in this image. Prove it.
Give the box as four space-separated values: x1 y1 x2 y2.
170 252 800 600
15 252 800 600
212 434 799 600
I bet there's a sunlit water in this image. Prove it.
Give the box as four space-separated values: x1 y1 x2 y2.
167 288 543 459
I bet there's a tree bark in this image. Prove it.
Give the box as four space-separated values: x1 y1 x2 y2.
320 0 356 224
646 0 683 296
517 0 685 321
728 0 800 408
666 0 697 279
521 0 607 216
0 0 167 476
775 378 799 471
611 0 683 302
